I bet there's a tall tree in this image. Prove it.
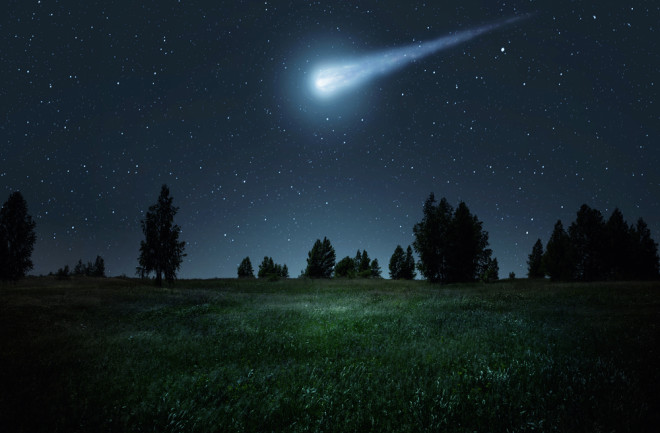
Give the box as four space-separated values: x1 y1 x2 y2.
237 257 255 278
413 193 454 283
138 185 186 286
402 246 417 280
632 218 660 280
413 194 491 283
304 237 335 278
527 239 545 278
370 258 382 278
92 255 106 277
543 220 575 281
569 204 607 281
389 245 405 279
605 208 633 280
0 192 37 280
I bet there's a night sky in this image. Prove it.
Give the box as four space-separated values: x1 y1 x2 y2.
2 1 658 279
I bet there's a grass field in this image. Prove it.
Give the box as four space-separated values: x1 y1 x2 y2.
1 277 659 432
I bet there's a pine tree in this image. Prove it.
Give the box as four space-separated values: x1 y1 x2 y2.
527 239 545 278
632 218 660 280
281 264 289 279
389 245 405 279
92 255 106 277
138 185 186 286
543 220 575 281
0 192 37 281
237 257 254 278
605 208 633 280
305 237 335 278
370 258 382 278
413 194 454 283
569 204 606 281
402 245 417 280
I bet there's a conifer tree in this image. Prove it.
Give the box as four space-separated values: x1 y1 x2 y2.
304 237 335 278
0 192 37 280
389 245 405 279
543 220 575 281
138 185 186 286
527 239 545 278
237 257 255 278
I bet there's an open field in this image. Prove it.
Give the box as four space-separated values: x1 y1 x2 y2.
1 277 659 432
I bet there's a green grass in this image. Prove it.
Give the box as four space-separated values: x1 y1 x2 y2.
1 277 659 432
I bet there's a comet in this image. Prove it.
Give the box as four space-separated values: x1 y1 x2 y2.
311 15 530 98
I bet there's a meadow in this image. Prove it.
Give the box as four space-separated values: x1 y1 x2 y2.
1 277 659 432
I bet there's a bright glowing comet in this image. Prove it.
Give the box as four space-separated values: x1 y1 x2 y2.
311 15 530 98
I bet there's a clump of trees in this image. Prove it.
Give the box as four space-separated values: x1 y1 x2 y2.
137 185 186 286
335 249 382 278
0 192 36 281
528 205 659 281
237 257 255 278
389 245 416 280
258 256 289 280
413 193 495 283
304 237 336 278
73 256 106 277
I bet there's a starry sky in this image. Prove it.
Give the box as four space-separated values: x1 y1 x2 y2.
2 0 658 279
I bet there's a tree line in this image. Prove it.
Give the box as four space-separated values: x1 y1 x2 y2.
527 204 660 281
2 186 658 284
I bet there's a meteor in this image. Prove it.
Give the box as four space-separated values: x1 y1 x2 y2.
311 15 529 98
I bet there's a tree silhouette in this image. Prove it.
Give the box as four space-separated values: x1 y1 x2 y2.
527 239 545 278
138 185 186 286
413 194 454 283
0 192 37 280
413 194 492 283
389 245 416 280
92 255 106 277
304 237 335 278
335 256 356 278
632 218 660 280
389 245 405 279
543 220 575 281
370 258 382 278
569 204 607 281
403 246 416 280
605 208 633 280
237 257 255 278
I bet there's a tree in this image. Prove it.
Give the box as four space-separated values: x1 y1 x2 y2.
413 194 492 283
92 255 106 277
527 239 545 278
543 220 575 281
389 245 405 279
0 192 37 280
481 257 499 283
389 245 416 280
304 237 335 278
74 259 86 276
632 218 660 280
413 194 454 283
237 257 255 278
370 258 382 278
402 246 417 280
335 256 356 278
605 208 633 280
569 204 607 281
138 185 186 286
258 256 287 280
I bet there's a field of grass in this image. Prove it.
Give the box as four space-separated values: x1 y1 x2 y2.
1 277 659 432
